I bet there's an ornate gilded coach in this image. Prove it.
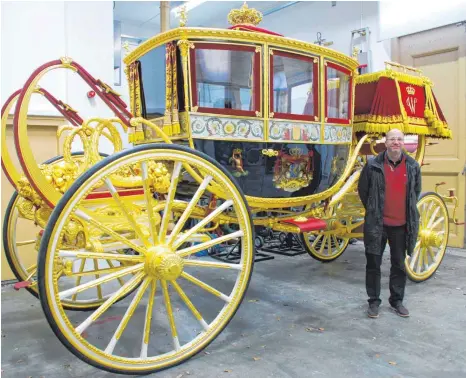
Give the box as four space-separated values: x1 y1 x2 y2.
1 3 458 375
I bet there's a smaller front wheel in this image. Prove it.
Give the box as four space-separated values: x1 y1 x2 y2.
300 232 349 262
405 192 449 282
38 144 255 374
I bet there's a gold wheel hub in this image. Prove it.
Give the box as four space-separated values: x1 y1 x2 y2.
144 245 184 280
419 229 442 248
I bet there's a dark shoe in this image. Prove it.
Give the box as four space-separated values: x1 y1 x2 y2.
391 303 410 317
367 304 379 318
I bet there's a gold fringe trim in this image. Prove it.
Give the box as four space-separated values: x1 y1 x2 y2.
354 114 404 123
353 122 452 139
162 42 182 136
356 69 430 87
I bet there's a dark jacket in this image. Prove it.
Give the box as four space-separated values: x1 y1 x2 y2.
357 151 421 256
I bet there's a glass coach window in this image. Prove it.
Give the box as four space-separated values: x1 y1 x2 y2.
270 50 319 121
191 43 260 117
325 62 352 124
139 45 167 119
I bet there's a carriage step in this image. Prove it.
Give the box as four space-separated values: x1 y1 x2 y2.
13 281 33 290
282 217 327 232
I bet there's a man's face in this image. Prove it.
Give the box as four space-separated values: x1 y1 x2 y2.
385 131 405 154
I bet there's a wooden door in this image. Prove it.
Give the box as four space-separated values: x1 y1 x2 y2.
395 23 466 248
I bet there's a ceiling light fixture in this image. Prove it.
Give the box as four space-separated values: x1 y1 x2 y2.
171 0 207 16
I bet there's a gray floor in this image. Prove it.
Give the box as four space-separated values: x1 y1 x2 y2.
2 242 466 378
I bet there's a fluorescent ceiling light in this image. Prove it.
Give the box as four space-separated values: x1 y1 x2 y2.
171 0 207 16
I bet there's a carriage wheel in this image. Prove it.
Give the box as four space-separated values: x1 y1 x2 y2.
300 197 360 262
3 191 41 298
405 192 449 282
300 231 349 262
38 144 254 374
2 153 118 310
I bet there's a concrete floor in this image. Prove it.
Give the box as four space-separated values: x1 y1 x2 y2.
2 241 466 378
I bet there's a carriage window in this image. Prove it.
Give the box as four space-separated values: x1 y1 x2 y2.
326 63 351 123
270 51 318 121
191 44 260 117
139 45 166 119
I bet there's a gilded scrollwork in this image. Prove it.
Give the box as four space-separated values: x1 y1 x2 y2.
16 197 35 221
41 162 79 194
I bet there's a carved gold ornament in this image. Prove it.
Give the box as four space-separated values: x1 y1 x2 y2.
148 162 172 194
261 149 279 157
228 2 263 26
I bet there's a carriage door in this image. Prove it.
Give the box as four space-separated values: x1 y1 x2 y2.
396 24 466 248
265 49 320 198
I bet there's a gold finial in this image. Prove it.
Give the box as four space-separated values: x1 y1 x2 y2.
179 5 188 27
122 41 130 55
228 2 263 26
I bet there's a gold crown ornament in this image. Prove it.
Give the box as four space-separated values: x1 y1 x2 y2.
228 2 263 26
406 85 416 96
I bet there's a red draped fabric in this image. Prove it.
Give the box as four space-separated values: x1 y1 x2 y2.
398 82 425 119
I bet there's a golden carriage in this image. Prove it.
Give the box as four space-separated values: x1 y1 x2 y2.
1 3 460 374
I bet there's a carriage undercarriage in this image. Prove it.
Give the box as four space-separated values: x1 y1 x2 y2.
2 3 461 374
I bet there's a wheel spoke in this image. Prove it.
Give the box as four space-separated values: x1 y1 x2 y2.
172 200 234 250
159 162 182 243
17 240 36 246
429 216 445 231
427 246 436 262
75 272 145 335
327 236 333 256
161 280 180 351
106 260 126 287
141 279 157 359
25 263 37 273
166 175 213 245
183 259 242 270
311 234 322 248
67 265 128 278
409 246 421 270
319 235 328 255
93 260 103 300
177 230 243 258
422 201 434 228
141 161 159 244
426 206 440 229
59 263 144 300
25 267 37 282
58 250 143 263
416 247 425 273
105 276 152 355
74 209 147 255
180 272 231 302
72 258 87 301
105 178 151 248
171 280 209 331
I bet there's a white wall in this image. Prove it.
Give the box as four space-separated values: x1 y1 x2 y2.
1 1 114 118
1 1 67 115
209 1 390 72
379 0 466 40
1 1 126 151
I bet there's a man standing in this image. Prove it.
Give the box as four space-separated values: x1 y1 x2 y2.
357 129 421 318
